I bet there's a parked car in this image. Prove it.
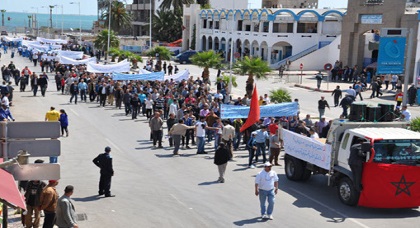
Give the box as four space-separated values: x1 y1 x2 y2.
173 50 197 64
1 31 8 36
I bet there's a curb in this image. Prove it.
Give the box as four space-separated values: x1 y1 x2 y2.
294 84 334 93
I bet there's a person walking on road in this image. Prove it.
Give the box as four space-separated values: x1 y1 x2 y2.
69 81 79 104
24 179 46 228
45 106 60 121
55 185 79 228
93 146 115 197
255 162 279 220
315 71 323 90
59 109 69 137
149 112 164 148
318 96 330 120
252 126 270 164
39 180 59 228
331 86 342 107
214 142 230 183
38 73 48 97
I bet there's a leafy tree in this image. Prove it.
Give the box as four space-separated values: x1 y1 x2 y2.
234 56 271 98
153 9 182 42
217 74 237 88
160 0 194 11
94 30 120 53
190 24 196 50
102 1 132 34
146 46 172 61
410 117 420 132
190 50 224 84
269 89 292 103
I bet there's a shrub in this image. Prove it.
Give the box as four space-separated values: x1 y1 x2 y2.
269 88 292 103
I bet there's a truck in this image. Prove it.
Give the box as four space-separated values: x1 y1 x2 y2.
283 120 420 208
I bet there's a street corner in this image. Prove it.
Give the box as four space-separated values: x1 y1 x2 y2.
294 84 333 93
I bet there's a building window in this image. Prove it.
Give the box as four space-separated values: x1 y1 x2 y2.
214 21 219 29
272 23 293 33
245 24 251 31
237 20 243 31
263 22 269 32
203 19 207 29
297 22 317 33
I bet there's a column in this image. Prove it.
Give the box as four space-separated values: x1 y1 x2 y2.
268 21 273 33
267 46 272 64
317 21 323 35
293 21 298 34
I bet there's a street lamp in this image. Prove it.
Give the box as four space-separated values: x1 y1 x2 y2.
70 2 81 42
27 15 32 28
31 7 39 36
1 9 6 27
149 0 152 49
49 5 54 29
53 5 64 35
107 0 112 61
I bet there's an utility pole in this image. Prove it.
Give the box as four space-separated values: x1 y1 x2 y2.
1 10 6 27
49 5 54 29
27 15 32 28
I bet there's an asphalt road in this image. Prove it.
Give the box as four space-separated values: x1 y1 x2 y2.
4 53 420 228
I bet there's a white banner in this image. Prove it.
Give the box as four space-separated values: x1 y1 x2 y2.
59 56 97 65
41 54 58 61
57 50 83 60
87 59 130 73
164 69 189 82
36 37 67 44
2 36 23 42
282 129 331 170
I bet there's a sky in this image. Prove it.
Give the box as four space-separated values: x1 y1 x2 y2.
1 0 348 16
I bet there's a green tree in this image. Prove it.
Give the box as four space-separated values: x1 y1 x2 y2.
190 24 196 50
153 9 182 42
190 50 224 84
160 0 194 11
102 1 132 34
94 30 120 53
146 46 172 61
234 56 271 98
217 74 237 88
410 117 420 132
269 89 292 103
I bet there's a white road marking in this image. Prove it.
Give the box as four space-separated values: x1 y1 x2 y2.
290 188 371 228
170 194 192 210
105 138 121 152
70 108 79 117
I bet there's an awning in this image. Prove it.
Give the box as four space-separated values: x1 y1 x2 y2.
0 167 26 210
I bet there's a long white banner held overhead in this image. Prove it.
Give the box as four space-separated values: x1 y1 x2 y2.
2 36 23 42
86 59 131 73
59 56 97 65
36 37 67 44
57 50 83 60
164 69 189 82
282 129 332 170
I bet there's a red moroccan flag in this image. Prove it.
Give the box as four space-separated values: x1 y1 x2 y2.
240 85 260 133
358 162 420 208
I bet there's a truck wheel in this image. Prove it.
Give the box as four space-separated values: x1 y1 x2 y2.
285 156 304 181
301 169 312 181
182 61 187 64
337 177 360 206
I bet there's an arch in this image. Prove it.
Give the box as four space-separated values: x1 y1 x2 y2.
201 35 207 51
213 10 220 20
271 41 293 63
206 9 213 19
199 10 207 18
250 9 260 20
322 10 345 18
242 9 251 20
214 37 220 50
296 10 322 21
208 36 213 50
226 10 235 20
271 9 299 21
258 9 271 20
219 10 228 20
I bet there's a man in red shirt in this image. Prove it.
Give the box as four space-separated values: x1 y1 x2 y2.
268 119 279 135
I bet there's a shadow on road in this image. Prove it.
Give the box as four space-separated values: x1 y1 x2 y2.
72 195 101 202
233 217 266 226
198 180 219 186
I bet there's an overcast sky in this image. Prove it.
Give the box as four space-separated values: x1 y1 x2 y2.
1 0 348 15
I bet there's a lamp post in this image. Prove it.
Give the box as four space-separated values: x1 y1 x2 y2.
149 0 152 49
1 9 6 27
228 1 235 94
49 5 54 29
31 7 39 36
27 15 32 28
54 5 64 35
107 0 112 61
70 2 81 42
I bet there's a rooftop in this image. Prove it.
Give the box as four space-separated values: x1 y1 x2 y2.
350 128 420 140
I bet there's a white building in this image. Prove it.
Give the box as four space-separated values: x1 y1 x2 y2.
182 5 345 69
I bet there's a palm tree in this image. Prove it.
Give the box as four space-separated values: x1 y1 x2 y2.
102 1 132 34
94 30 120 54
269 89 292 103
234 56 271 97
190 50 224 84
146 46 172 61
153 9 182 42
160 0 194 11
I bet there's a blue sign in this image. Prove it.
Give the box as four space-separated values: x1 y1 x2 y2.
377 37 406 74
220 102 298 119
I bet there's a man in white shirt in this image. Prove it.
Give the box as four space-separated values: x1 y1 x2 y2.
195 116 208 154
1 93 10 107
255 162 278 220
221 120 235 159
401 105 411 121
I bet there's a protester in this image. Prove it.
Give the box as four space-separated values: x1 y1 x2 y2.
93 146 115 197
59 109 69 137
255 162 279 220
55 185 79 228
214 142 230 183
39 180 59 228
24 179 46 228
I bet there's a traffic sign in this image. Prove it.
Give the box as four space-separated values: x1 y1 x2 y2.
6 163 60 181
6 122 60 139
7 139 61 158
300 63 303 70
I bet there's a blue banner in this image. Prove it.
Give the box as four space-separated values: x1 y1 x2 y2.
377 37 406 74
112 71 165 81
220 102 298 119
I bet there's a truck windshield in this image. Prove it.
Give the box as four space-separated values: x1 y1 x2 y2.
373 139 420 166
